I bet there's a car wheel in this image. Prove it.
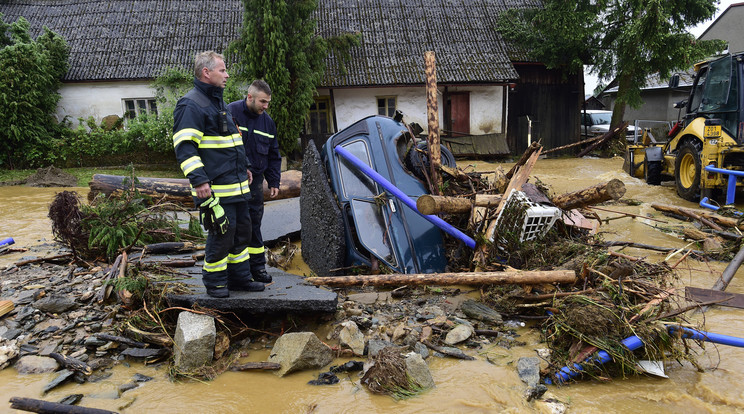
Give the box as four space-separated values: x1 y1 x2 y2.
405 141 456 181
644 159 662 185
674 140 702 201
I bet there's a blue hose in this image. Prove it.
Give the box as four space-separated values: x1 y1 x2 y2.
334 145 476 249
545 325 744 385
0 237 14 247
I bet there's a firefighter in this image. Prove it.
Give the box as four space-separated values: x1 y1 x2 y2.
173 51 264 298
227 80 282 284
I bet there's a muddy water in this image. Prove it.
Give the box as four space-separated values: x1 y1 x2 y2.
1 158 743 413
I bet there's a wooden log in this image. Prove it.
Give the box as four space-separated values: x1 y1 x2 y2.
543 134 605 154
94 333 147 348
0 300 14 318
506 141 541 180
711 243 744 292
306 270 576 287
142 242 199 254
14 254 72 267
229 362 281 371
416 194 503 215
651 203 742 229
88 170 302 208
424 51 442 194
9 397 118 414
422 340 475 360
551 179 626 210
49 352 92 376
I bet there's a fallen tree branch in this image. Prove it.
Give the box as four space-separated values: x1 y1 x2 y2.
9 397 117 414
229 362 281 371
306 270 576 287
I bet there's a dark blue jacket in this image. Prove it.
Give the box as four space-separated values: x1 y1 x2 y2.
227 99 282 189
173 79 252 205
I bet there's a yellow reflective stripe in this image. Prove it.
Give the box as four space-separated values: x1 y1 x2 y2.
254 130 274 139
228 246 251 264
238 126 249 131
203 257 228 272
173 128 203 148
199 134 243 148
180 156 204 175
210 180 251 197
247 246 265 255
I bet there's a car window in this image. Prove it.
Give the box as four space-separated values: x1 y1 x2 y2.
350 199 398 268
337 139 377 199
590 113 611 125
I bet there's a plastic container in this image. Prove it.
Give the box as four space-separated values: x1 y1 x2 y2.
492 190 561 243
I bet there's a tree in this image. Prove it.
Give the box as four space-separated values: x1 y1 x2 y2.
228 0 358 155
497 0 726 143
0 14 69 168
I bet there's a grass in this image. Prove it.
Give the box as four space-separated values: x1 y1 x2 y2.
0 165 185 187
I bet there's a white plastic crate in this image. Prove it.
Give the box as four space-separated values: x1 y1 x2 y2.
492 189 561 243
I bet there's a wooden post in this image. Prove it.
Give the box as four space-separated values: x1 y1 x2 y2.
416 194 503 215
425 51 442 195
306 269 576 287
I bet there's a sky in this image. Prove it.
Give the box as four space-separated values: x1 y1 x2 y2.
584 0 738 96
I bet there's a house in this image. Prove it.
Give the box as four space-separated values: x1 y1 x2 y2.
1 0 581 157
598 2 744 126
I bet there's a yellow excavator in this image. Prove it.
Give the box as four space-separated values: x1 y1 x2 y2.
625 52 744 202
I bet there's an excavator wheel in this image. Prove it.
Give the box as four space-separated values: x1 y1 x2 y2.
674 141 702 201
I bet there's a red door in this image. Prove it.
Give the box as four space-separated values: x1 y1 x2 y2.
450 92 470 136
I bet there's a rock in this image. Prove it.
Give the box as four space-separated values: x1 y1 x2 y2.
0 340 19 369
460 299 503 325
2 328 22 341
118 382 138 394
58 394 83 405
339 321 366 356
391 323 408 343
517 357 541 387
366 339 395 357
133 373 153 382
405 352 435 390
525 384 548 402
43 369 75 394
413 342 429 359
268 332 333 376
444 324 474 345
34 296 77 314
173 311 216 371
214 331 229 360
15 355 59 374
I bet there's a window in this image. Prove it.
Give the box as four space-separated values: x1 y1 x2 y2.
308 96 333 134
377 96 397 117
123 98 158 119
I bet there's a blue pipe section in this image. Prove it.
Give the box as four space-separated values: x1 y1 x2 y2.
0 237 14 247
703 165 744 205
545 325 744 385
700 196 742 216
334 145 477 249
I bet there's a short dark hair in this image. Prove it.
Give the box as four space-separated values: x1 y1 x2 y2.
248 80 272 96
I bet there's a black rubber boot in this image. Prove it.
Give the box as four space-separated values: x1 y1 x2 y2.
228 280 265 292
253 269 272 283
206 286 229 298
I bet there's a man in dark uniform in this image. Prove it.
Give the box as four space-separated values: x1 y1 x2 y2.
173 51 265 298
228 80 282 283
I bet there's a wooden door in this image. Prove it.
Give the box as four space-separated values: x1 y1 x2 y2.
449 92 470 136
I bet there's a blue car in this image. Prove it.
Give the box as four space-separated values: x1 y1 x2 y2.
300 114 451 276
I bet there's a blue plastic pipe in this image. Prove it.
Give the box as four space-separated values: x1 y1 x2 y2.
0 237 14 247
545 324 744 385
703 165 744 205
334 145 476 249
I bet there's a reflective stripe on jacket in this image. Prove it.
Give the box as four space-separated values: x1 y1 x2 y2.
173 79 252 205
227 99 282 189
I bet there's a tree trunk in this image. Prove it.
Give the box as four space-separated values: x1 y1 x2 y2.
88 170 302 208
306 270 576 287
416 194 503 215
551 179 626 210
9 397 117 414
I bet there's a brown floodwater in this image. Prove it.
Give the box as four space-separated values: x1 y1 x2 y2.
1 157 743 413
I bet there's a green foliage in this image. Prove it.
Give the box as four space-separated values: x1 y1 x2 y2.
228 0 359 155
496 0 727 130
0 14 69 168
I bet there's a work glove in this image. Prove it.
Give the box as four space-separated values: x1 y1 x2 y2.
199 195 229 235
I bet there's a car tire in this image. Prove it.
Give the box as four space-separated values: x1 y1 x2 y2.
644 159 662 185
674 140 702 201
405 141 456 181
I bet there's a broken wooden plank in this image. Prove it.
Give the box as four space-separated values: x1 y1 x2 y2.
306 270 576 287
686 287 744 309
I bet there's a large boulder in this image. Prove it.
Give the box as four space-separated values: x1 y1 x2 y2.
405 352 435 390
173 311 216 371
444 324 474 345
268 332 333 376
15 355 59 374
33 296 77 314
461 299 503 325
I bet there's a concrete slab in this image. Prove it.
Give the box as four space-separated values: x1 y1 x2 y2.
134 251 337 315
262 197 301 247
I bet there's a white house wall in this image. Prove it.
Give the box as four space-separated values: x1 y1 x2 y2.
329 85 505 134
57 81 154 124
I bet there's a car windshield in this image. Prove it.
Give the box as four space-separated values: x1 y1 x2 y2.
591 113 612 125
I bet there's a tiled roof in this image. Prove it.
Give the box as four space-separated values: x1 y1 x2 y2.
1 0 535 85
0 0 241 82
